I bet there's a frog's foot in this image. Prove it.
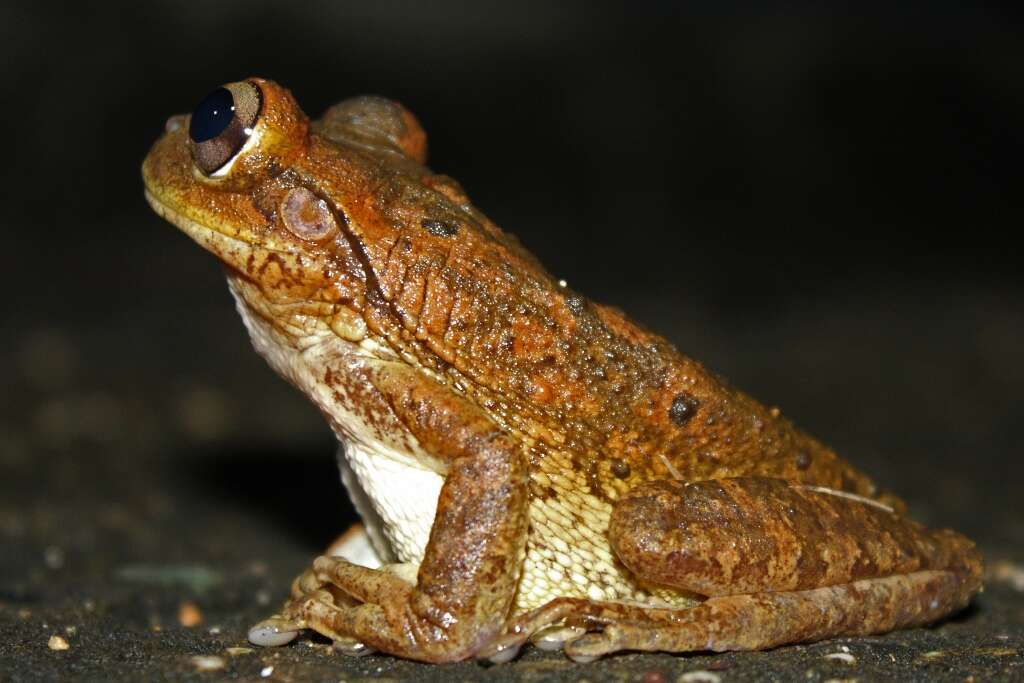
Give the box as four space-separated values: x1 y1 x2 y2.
249 552 417 652
248 523 392 652
277 554 508 662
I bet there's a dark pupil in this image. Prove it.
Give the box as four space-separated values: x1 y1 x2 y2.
188 87 235 143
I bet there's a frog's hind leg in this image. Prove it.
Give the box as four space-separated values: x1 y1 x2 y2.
569 568 975 661
482 567 977 662
484 477 982 662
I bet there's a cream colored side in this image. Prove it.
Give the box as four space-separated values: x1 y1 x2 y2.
514 454 693 612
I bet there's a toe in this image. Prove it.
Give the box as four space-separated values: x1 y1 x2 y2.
248 616 302 647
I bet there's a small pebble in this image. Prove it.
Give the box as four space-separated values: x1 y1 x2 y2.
44 546 65 570
823 652 857 664
260 665 274 677
178 601 203 627
990 560 1024 591
191 655 226 672
679 672 722 683
225 647 254 656
48 635 70 651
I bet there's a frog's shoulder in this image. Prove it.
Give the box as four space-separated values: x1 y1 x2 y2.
313 95 427 164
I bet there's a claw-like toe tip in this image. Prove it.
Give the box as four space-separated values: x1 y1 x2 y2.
565 636 605 663
532 625 586 651
333 639 376 657
484 643 521 664
248 617 301 647
566 651 602 664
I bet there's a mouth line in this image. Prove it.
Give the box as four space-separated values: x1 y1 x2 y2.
143 188 293 256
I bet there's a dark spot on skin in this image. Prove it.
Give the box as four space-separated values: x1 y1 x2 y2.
795 451 812 470
566 296 585 315
668 392 700 427
611 459 631 479
421 218 459 237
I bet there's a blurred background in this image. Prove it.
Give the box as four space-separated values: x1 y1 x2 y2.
1 2 1022 679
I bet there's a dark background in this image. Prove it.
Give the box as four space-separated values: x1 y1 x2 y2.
2 3 1022 680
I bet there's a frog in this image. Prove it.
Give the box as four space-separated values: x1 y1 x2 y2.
142 78 982 664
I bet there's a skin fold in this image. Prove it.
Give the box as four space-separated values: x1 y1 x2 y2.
142 78 982 663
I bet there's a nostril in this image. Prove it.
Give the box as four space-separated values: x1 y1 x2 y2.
165 114 188 134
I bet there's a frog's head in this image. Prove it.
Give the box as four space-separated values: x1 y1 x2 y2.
144 78 423 320
144 77 558 362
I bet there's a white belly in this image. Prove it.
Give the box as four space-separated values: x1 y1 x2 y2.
336 438 443 566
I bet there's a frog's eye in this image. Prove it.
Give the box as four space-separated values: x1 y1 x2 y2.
188 82 262 175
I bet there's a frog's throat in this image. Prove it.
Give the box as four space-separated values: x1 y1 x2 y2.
226 275 445 568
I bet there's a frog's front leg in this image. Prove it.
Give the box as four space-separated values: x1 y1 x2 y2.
488 477 982 662
261 363 530 663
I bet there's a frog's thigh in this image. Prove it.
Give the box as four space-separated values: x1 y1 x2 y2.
282 363 530 663
567 476 983 658
610 477 981 597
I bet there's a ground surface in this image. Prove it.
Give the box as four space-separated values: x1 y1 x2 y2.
2 242 1023 682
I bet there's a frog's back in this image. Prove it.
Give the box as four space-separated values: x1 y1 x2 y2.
301 100 895 611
